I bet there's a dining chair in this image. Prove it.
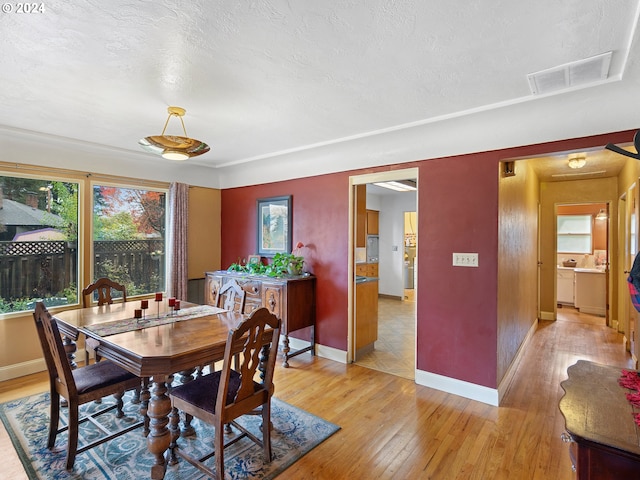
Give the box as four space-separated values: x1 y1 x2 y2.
32 302 143 470
169 307 281 479
81 277 128 365
215 278 246 313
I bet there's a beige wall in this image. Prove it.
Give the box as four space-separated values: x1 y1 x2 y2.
187 186 221 279
539 176 619 322
497 160 540 383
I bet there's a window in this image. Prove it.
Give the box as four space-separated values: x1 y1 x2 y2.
91 184 167 299
557 214 592 254
0 174 79 313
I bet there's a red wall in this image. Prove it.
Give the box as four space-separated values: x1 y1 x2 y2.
221 129 636 389
221 172 350 348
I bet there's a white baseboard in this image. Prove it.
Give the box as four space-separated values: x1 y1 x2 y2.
287 337 347 364
540 310 555 321
0 349 88 382
0 358 46 382
415 369 499 406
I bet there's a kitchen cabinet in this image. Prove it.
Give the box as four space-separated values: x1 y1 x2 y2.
355 279 378 352
356 263 378 278
574 269 605 316
557 268 575 305
366 209 379 235
205 271 316 367
559 360 640 479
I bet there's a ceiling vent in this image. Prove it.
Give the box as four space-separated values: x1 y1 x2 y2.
527 52 612 95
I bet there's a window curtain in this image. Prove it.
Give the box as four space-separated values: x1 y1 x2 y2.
167 182 189 300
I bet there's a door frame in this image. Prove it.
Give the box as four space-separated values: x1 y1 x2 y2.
348 167 419 364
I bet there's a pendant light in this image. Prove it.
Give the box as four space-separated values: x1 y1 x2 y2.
139 106 210 161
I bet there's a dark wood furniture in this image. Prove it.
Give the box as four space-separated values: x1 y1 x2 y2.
169 308 281 479
33 302 143 470
205 271 316 367
215 278 246 313
53 301 245 480
559 360 640 479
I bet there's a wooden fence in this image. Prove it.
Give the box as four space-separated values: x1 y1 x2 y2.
0 239 165 300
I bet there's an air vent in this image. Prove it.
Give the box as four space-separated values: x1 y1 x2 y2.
527 52 612 95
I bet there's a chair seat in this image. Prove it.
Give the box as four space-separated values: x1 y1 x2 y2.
171 370 261 414
72 360 139 395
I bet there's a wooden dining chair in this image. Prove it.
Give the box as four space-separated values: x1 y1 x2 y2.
169 307 281 479
82 277 127 308
81 277 128 365
214 279 246 313
32 302 143 470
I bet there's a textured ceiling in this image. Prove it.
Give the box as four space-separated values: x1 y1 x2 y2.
1 1 639 187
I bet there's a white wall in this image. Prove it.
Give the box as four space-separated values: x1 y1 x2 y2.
368 191 417 297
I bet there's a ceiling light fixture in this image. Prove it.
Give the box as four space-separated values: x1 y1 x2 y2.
139 106 210 161
373 180 417 192
568 156 586 169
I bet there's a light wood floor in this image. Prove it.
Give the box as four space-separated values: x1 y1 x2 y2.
0 306 633 479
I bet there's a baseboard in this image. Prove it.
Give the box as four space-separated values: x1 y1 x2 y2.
0 358 46 382
378 294 403 301
287 337 348 364
0 348 88 382
497 318 538 404
415 369 499 406
540 310 555 321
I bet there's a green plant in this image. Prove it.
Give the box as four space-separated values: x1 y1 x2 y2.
266 252 304 277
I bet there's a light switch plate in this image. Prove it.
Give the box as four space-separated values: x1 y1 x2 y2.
453 252 479 267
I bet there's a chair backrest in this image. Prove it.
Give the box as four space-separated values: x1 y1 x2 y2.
82 277 127 308
33 301 77 399
216 307 280 417
215 279 246 313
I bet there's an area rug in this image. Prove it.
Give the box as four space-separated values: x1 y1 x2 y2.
0 391 339 480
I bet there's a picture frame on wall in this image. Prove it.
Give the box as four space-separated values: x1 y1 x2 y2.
256 195 292 256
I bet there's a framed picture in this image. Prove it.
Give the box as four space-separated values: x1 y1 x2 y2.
247 255 261 265
257 195 292 256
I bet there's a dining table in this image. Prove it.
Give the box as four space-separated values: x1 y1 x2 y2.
53 299 246 480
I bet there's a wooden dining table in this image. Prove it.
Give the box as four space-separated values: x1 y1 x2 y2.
53 300 246 480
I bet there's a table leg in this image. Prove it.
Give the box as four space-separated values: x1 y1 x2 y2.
147 375 172 480
176 368 196 437
140 377 151 437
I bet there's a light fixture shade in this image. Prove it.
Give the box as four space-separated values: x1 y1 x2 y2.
568 157 586 169
139 107 210 160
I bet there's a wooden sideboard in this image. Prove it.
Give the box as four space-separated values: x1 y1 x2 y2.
205 271 316 367
559 360 640 479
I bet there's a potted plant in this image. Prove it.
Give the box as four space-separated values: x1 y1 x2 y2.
266 252 304 277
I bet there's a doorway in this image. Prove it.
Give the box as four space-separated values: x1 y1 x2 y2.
349 168 418 380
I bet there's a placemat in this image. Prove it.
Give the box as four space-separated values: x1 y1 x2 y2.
83 304 228 337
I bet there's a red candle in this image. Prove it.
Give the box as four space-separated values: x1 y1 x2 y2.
168 298 176 307
155 292 163 302
141 300 149 309
174 300 181 311
134 309 142 319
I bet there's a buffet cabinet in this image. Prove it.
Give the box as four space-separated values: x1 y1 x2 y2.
559 360 640 479
205 271 316 367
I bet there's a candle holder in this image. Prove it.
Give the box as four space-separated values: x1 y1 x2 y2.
174 300 181 313
134 309 143 321
155 292 163 318
141 300 149 319
168 297 176 316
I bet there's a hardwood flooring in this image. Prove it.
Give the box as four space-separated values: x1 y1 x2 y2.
0 305 633 479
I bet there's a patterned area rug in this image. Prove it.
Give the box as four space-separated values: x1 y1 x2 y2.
0 391 339 479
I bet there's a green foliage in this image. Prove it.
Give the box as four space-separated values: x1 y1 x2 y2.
94 211 139 240
0 297 30 314
51 182 79 241
227 253 304 277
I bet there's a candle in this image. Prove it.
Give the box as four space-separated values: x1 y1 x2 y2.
168 298 176 307
134 309 142 319
141 300 149 309
155 292 163 302
174 300 181 311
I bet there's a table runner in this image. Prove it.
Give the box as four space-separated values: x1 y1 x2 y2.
83 304 228 337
